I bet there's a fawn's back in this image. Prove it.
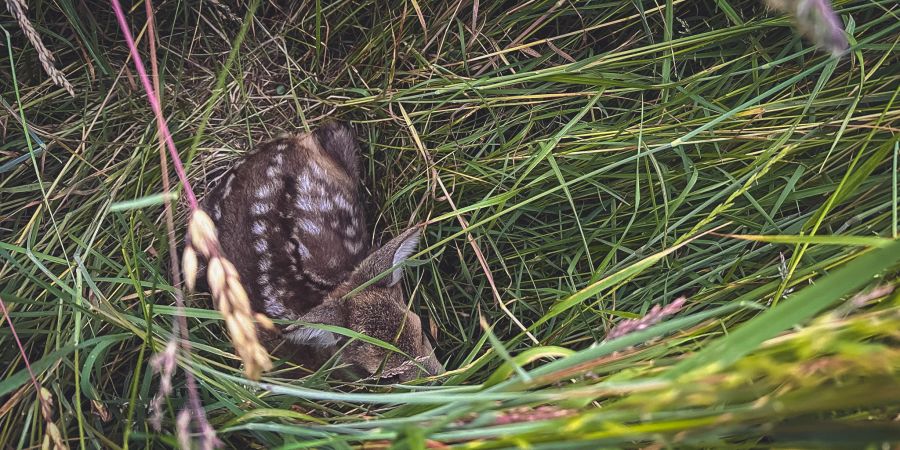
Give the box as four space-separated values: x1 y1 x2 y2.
198 122 442 381
202 124 368 320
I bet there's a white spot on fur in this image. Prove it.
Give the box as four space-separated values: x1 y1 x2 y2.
274 153 284 165
295 194 314 211
254 240 267 253
285 327 339 348
259 257 272 272
309 160 325 178
297 174 312 191
319 197 334 211
345 225 358 237
344 239 363 254
299 219 321 235
222 173 235 198
255 184 275 199
276 143 287 151
252 221 267 236
266 165 280 177
264 298 287 318
296 242 311 258
334 193 352 212
251 201 272 215
212 203 222 220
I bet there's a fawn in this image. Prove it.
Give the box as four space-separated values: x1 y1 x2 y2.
199 122 443 381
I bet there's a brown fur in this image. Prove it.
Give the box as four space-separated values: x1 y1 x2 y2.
200 122 442 381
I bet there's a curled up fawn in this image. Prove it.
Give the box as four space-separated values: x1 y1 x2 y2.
195 122 443 382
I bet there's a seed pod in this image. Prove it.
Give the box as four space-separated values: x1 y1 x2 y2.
207 257 226 298
182 245 199 291
255 313 275 331
188 210 216 256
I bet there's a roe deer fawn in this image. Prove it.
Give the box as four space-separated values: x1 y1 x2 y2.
198 122 442 381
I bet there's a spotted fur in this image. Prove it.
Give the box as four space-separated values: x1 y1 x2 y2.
200 122 442 381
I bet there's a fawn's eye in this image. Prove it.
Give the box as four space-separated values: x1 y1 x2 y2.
378 374 402 384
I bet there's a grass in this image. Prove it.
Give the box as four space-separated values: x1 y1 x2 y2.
1 0 899 448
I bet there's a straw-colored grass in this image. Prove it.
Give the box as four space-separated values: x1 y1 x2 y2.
1 0 898 448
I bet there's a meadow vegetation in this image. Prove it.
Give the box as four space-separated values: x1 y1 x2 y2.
1 0 898 448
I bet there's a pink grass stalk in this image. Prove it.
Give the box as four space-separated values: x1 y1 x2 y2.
0 296 44 405
110 1 220 447
0 295 59 444
109 0 197 210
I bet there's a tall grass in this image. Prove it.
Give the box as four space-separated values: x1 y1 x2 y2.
1 0 898 448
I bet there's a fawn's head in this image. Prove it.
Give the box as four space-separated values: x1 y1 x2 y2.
284 227 443 382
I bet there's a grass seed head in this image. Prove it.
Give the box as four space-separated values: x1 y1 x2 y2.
188 209 217 257
5 0 75 96
43 422 66 450
255 313 275 331
182 245 199 291
186 209 272 379
206 257 226 299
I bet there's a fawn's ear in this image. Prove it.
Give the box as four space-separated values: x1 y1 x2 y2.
313 121 361 177
359 227 421 287
286 301 347 348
